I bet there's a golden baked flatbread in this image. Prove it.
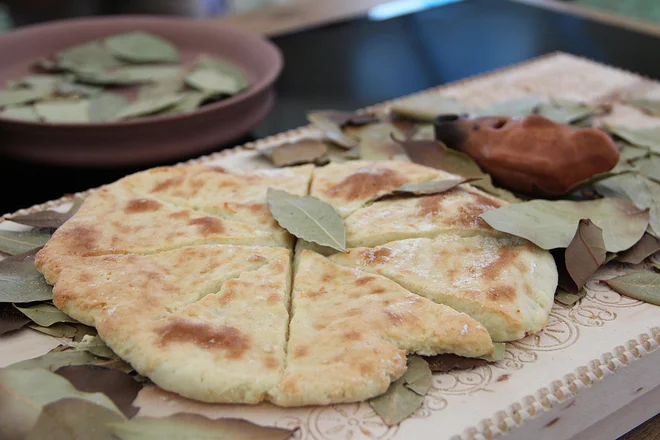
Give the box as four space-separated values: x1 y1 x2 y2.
50 245 291 404
268 250 493 407
330 235 558 341
310 160 451 217
344 184 507 248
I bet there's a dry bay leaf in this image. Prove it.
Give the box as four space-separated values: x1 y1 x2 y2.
0 303 30 335
0 368 121 440
262 139 328 167
480 198 649 252
26 398 124 440
56 40 123 72
618 143 649 162
28 323 77 338
185 68 242 95
307 112 358 149
0 230 51 255
607 125 660 154
109 413 295 440
390 94 469 122
423 353 488 372
371 177 477 202
555 288 586 306
311 110 380 127
14 303 78 328
55 365 143 418
89 93 128 122
473 95 541 118
0 249 53 303
105 31 179 63
637 155 660 183
267 189 346 251
369 356 431 426
605 272 660 305
54 80 103 98
1 105 40 122
616 233 660 264
401 356 432 396
593 173 652 210
9 197 83 229
535 99 601 124
116 94 183 120
5 350 101 371
481 342 506 362
0 89 49 108
195 54 249 90
12 75 63 91
358 137 410 161
75 334 118 360
139 74 186 100
625 98 660 116
35 100 90 123
564 219 606 290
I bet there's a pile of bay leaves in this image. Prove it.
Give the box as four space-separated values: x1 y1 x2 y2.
0 31 249 123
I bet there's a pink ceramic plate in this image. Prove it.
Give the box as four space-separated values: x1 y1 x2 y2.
0 16 283 166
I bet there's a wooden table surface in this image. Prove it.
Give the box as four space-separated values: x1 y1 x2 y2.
214 1 660 439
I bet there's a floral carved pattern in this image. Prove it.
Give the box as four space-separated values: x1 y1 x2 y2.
309 404 399 440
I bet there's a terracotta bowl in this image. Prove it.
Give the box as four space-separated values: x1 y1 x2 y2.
0 16 283 166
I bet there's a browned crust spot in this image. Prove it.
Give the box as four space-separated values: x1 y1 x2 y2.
60 226 98 256
189 217 225 235
263 356 279 370
360 247 392 265
125 199 162 214
293 346 309 358
152 176 184 192
327 168 407 201
156 319 250 359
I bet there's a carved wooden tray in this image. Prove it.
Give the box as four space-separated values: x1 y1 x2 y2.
2 52 659 440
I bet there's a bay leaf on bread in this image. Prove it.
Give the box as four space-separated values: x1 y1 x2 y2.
267 188 346 251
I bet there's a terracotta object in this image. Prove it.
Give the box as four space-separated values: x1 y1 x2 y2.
0 16 282 166
434 114 620 196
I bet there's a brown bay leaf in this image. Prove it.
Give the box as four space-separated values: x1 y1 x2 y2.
109 413 295 440
105 31 179 63
369 356 431 426
267 188 346 251
0 303 30 335
26 398 124 440
480 198 649 252
358 137 410 161
310 110 380 127
390 94 469 122
14 303 78 328
606 125 660 155
0 368 121 440
262 139 328 167
564 219 606 290
0 229 51 255
625 98 660 116
5 350 101 371
605 272 660 305
75 334 118 360
55 365 143 418
0 249 53 303
616 233 660 264
423 353 488 372
8 197 83 229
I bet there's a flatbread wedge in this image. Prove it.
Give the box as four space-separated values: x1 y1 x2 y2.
267 250 493 407
48 245 291 404
310 160 451 217
330 235 558 341
344 184 507 248
36 184 291 283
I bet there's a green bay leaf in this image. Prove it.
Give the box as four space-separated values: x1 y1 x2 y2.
480 198 649 252
35 100 90 123
1 105 40 122
0 249 52 303
390 94 469 122
26 398 124 440
536 99 599 124
89 93 128 122
555 288 586 306
593 173 652 210
616 233 660 264
607 125 660 155
618 143 649 162
109 414 295 440
5 350 101 371
185 68 242 95
116 94 183 120
369 356 431 426
267 188 346 251
480 342 506 362
29 323 77 338
139 74 186 100
56 40 123 72
401 356 432 396
605 272 660 305
0 88 49 107
0 229 51 255
14 303 78 328
637 155 660 183
9 197 83 229
473 95 541 117
105 31 179 63
75 335 118 360
625 98 660 116
374 177 477 202
196 54 249 89
564 219 606 290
